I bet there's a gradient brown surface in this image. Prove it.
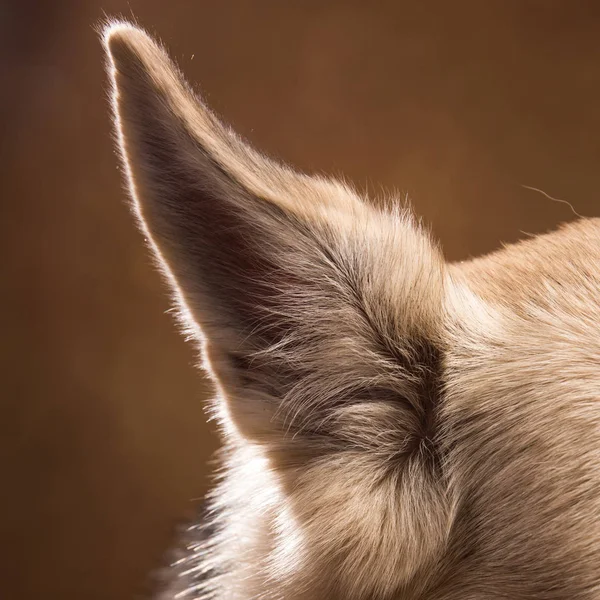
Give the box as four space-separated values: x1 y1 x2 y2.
2 2 600 599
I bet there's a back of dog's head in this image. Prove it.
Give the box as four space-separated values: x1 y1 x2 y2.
104 22 600 600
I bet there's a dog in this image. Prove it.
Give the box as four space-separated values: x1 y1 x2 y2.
103 21 600 600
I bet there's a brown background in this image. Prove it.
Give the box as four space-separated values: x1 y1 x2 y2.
2 1 600 599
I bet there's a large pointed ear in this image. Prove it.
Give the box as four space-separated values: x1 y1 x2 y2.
103 23 454 590
102 22 445 442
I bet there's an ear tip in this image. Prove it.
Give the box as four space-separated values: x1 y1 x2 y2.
102 19 147 45
102 20 157 68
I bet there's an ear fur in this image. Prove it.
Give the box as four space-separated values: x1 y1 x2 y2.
103 22 454 595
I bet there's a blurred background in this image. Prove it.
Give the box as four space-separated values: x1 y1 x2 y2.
2 1 600 599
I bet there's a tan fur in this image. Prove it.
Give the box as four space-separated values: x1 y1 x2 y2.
103 21 600 600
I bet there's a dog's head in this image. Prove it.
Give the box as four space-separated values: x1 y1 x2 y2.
104 22 600 600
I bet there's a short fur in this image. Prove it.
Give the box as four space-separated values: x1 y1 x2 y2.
103 22 600 600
